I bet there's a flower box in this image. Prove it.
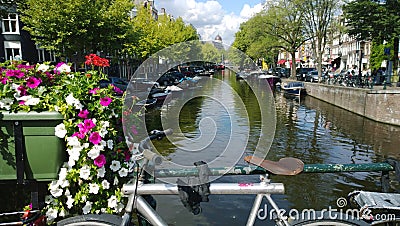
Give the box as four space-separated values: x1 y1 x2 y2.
0 111 65 183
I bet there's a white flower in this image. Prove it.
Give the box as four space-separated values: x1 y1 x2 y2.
56 63 71 73
67 136 81 147
55 123 67 138
67 158 75 168
24 97 40 106
118 167 128 177
58 168 68 180
65 93 83 110
97 167 106 178
50 187 63 198
107 195 118 209
59 178 69 188
66 195 74 209
67 147 81 162
113 176 119 185
110 160 121 172
101 180 110 190
87 147 101 160
89 183 100 194
107 140 114 149
0 98 13 110
79 165 91 180
82 201 92 214
37 64 50 72
46 208 58 222
49 181 63 198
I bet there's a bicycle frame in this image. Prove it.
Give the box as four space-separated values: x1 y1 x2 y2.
121 176 286 226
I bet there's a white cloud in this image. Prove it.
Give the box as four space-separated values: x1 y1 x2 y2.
155 0 264 45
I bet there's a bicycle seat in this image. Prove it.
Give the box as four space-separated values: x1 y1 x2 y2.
244 156 304 175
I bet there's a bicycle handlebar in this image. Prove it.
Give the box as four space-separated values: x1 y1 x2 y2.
138 129 173 164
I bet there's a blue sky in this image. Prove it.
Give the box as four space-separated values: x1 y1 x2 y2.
155 0 265 45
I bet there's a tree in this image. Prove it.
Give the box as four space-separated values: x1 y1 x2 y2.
201 42 222 63
343 0 400 75
261 0 309 78
301 0 341 80
19 0 134 60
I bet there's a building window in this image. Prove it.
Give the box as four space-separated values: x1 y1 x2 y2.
4 41 22 61
37 45 57 62
2 13 19 34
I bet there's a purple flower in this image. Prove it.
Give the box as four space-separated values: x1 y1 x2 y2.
112 85 123 95
72 132 86 139
6 69 25 78
78 109 89 119
94 154 106 168
100 97 112 106
26 77 42 88
89 88 100 94
17 64 34 70
17 86 27 96
0 77 8 84
89 132 102 145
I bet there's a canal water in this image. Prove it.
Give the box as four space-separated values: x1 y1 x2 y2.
144 69 400 226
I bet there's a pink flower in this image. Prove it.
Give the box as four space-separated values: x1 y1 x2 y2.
17 86 27 96
83 119 95 130
89 132 102 145
100 97 112 106
89 88 100 94
72 132 86 139
94 154 106 168
26 77 42 88
0 77 8 84
6 69 25 78
78 109 89 119
112 85 123 95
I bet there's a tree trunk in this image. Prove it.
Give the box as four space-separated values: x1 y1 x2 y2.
291 51 297 79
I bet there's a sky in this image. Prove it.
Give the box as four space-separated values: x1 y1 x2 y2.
155 0 265 46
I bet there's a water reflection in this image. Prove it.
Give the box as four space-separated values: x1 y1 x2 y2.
152 69 400 225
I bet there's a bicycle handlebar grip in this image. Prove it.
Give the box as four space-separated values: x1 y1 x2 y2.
143 149 162 165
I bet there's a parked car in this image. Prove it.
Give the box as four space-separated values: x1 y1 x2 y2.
99 77 128 93
296 68 316 81
305 70 319 82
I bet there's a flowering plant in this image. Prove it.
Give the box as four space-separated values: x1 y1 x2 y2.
0 54 137 222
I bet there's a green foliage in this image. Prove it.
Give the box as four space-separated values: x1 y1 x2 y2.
201 42 222 63
125 5 199 60
370 38 394 70
344 0 400 42
19 0 134 58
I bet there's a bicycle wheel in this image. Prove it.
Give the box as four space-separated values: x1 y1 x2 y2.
57 214 123 226
288 211 370 226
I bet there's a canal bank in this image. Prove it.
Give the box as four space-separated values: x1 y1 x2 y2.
300 81 400 126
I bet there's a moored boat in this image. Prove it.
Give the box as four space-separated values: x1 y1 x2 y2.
281 81 307 96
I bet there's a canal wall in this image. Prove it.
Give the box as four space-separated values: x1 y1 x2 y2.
304 83 400 126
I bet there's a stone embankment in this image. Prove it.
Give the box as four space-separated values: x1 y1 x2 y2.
300 82 400 126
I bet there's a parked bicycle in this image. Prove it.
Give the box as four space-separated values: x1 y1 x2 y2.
54 129 395 226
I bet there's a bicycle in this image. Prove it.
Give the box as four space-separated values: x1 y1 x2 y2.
57 129 372 226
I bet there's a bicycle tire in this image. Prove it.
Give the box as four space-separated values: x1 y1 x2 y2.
288 211 370 226
57 214 123 226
